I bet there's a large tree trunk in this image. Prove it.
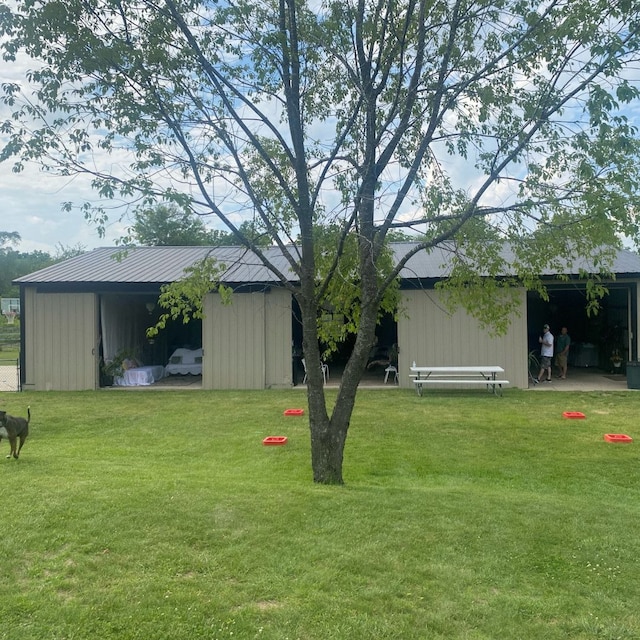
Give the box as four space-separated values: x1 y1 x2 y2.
306 322 376 484
309 415 347 484
301 257 381 485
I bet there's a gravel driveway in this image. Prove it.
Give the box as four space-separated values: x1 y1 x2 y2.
0 364 19 392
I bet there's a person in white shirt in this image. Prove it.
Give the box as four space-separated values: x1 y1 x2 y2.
535 324 554 383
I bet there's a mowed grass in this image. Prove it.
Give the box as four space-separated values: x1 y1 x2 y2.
0 347 19 361
1 388 639 640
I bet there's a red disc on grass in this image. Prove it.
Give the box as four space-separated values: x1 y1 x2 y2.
263 436 288 446
563 411 586 419
603 434 633 443
284 409 304 416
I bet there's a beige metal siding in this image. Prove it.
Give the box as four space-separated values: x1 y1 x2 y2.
264 288 293 388
398 288 528 388
203 292 267 389
636 281 640 361
28 292 98 391
21 287 37 391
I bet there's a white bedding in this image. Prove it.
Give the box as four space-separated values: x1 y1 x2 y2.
164 348 203 376
114 365 165 387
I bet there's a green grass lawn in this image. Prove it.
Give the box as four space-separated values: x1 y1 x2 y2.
1 389 639 639
0 347 19 361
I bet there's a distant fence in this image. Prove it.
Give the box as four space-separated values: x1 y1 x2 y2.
0 325 20 392
0 358 20 392
0 326 19 348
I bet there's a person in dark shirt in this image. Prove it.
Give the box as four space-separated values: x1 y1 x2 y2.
555 326 571 379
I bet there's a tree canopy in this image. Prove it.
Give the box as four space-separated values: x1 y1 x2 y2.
129 204 221 246
0 232 86 297
2 0 640 482
128 204 271 246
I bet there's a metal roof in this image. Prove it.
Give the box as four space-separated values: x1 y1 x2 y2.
13 245 298 285
394 242 640 279
13 242 640 286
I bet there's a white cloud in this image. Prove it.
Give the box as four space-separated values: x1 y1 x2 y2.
0 45 122 252
2 15 639 255
0 157 127 252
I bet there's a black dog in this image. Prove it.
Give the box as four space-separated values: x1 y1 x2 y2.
0 407 30 459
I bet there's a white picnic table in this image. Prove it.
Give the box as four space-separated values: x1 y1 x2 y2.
410 365 509 396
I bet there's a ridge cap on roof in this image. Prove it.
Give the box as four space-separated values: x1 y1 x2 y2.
12 241 640 286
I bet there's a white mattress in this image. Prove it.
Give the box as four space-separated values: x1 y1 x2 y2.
114 365 165 386
164 348 203 376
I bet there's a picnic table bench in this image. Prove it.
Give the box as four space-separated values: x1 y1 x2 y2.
410 365 509 396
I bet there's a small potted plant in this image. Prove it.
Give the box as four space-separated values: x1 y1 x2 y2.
100 348 138 385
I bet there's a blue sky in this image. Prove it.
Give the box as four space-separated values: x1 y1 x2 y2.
2 16 640 256
0 53 129 253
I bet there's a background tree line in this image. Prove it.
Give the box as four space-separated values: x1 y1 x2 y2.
0 231 85 298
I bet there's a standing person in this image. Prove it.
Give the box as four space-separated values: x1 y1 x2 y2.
555 326 571 379
535 324 554 383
